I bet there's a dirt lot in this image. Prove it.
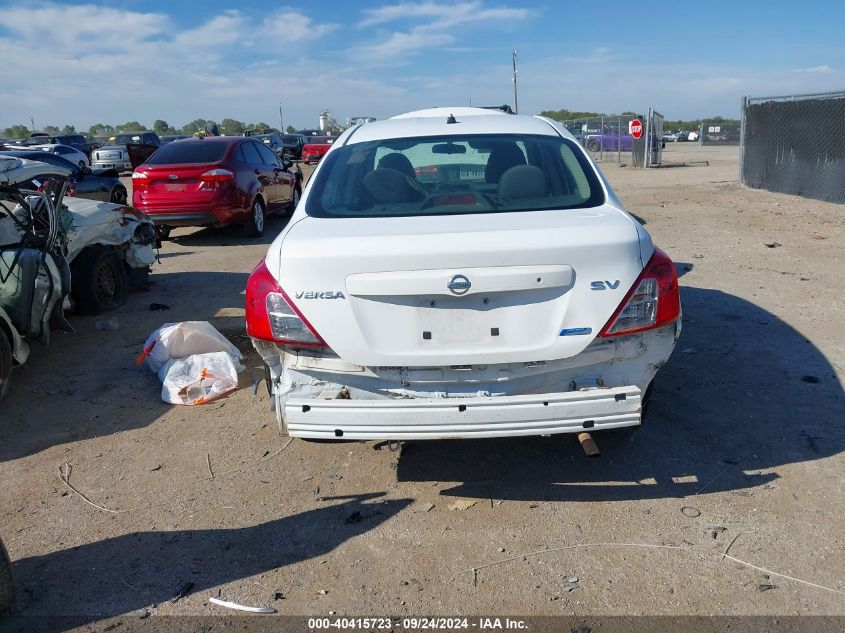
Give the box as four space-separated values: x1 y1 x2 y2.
1 144 843 624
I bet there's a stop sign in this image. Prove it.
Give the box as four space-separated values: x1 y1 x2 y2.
629 118 643 139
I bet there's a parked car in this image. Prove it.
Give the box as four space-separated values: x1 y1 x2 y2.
29 143 90 169
91 131 161 172
301 137 335 164
0 149 127 204
1 157 156 396
281 134 308 160
585 131 633 152
244 106 681 441
161 134 190 144
15 132 92 156
131 136 303 238
662 131 681 143
252 133 286 157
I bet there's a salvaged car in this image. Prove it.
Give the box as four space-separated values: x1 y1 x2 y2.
0 157 156 397
0 150 128 204
245 107 681 441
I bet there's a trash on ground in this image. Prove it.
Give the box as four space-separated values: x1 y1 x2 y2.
411 502 434 513
137 321 244 405
757 583 777 592
565 576 580 591
448 499 478 511
763 242 782 248
95 317 119 331
208 596 276 614
681 506 701 517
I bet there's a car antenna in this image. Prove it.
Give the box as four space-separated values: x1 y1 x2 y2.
446 114 457 124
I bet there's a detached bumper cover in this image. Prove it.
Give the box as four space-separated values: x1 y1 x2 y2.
284 386 641 440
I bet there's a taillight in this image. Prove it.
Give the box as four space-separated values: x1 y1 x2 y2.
600 248 681 337
245 259 326 347
131 169 148 180
201 168 234 182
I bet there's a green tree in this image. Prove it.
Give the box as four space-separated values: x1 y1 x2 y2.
3 124 30 138
153 119 169 135
116 121 145 132
220 118 245 135
182 119 208 134
43 125 60 135
89 123 114 136
285 125 296 133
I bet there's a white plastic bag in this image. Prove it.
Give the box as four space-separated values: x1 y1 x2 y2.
137 321 244 405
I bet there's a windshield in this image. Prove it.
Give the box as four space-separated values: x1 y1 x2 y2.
282 135 299 143
112 134 144 145
305 133 604 218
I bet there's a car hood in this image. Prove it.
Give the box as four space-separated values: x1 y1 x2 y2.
0 156 71 185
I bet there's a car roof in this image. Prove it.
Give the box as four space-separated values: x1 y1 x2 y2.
346 107 567 144
0 156 71 185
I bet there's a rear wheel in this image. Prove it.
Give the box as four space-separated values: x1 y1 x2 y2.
0 536 14 615
110 186 128 205
244 198 266 237
70 247 128 314
0 328 12 401
586 140 600 152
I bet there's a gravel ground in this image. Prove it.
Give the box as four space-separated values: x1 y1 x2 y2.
0 144 842 626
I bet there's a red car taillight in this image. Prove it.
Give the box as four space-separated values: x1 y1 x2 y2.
599 248 681 337
131 168 149 192
245 259 326 347
200 168 234 191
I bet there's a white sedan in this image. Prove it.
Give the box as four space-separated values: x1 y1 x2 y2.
30 143 89 169
245 107 682 441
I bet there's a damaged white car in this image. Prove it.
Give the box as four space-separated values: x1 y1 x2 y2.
0 157 156 397
246 108 681 440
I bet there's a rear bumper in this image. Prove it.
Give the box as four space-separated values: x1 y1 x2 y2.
144 211 216 227
285 386 641 440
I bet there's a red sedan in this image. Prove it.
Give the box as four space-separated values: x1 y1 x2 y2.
301 136 335 164
132 136 302 238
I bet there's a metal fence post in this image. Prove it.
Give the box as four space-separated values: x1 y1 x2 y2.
600 116 604 161
617 115 621 164
739 96 747 184
644 108 652 169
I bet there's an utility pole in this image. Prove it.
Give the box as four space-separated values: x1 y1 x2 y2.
279 103 283 131
512 49 519 114
29 116 35 132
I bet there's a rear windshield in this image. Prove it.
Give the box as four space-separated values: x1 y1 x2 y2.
282 135 299 142
306 137 331 145
146 141 228 165
305 133 604 218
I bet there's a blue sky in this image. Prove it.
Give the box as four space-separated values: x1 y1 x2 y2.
1 0 843 131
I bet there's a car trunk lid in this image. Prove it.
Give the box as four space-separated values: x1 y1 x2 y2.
270 207 645 367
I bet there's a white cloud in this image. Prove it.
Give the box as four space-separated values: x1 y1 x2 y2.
262 10 338 42
800 64 834 73
359 1 528 59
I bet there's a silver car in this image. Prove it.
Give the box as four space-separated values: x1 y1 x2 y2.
91 131 160 172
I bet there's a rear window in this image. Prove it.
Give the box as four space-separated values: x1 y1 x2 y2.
306 133 604 218
146 141 228 165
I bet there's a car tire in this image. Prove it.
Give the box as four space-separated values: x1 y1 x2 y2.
586 140 600 152
0 327 12 401
110 186 128 205
0 536 14 615
244 198 266 238
70 247 128 314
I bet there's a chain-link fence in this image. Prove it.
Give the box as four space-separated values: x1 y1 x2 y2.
560 113 657 167
740 91 845 203
700 119 741 145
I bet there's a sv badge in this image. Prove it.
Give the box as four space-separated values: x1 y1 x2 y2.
590 280 621 290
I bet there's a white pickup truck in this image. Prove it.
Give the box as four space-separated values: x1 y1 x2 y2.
246 107 681 441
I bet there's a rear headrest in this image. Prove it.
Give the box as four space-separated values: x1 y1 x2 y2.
497 165 547 199
484 142 527 183
377 153 416 180
363 168 425 204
